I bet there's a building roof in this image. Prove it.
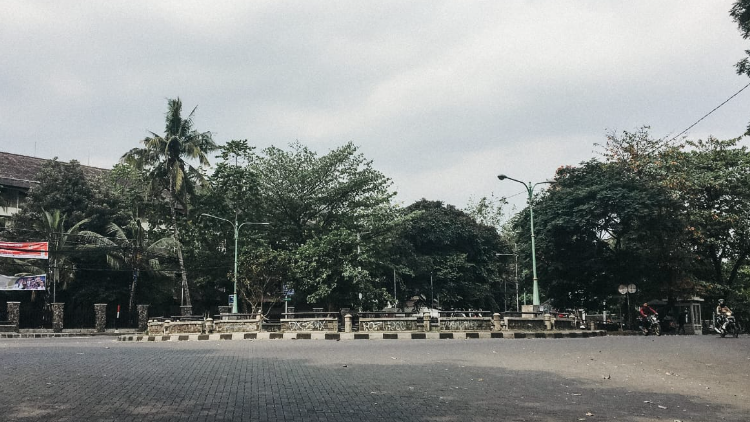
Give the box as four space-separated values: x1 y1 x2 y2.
0 151 108 190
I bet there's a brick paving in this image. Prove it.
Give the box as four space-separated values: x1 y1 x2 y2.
0 335 748 421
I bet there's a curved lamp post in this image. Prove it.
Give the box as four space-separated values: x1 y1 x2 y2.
497 175 552 307
201 213 269 313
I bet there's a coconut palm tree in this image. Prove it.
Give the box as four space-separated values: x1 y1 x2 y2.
121 98 216 309
80 218 177 322
36 209 90 301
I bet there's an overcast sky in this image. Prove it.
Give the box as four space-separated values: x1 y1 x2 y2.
2 1 749 215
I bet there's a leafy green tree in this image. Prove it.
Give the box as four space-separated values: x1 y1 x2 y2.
10 159 97 232
526 159 691 311
36 210 90 300
186 140 264 312
121 98 217 309
237 247 292 315
248 141 397 310
395 200 506 311
79 219 177 318
252 142 394 246
669 137 750 294
731 1 750 133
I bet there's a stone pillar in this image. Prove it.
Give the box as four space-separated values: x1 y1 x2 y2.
180 305 193 316
137 305 149 332
423 312 431 332
7 302 20 332
205 318 214 334
492 313 502 331
52 303 64 333
345 314 352 333
256 312 263 331
544 314 552 330
94 304 107 333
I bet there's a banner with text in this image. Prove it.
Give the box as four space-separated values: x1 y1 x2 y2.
0 274 47 291
0 242 49 259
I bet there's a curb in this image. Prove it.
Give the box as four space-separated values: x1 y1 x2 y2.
116 330 608 342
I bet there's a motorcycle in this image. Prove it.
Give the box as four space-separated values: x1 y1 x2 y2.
642 314 661 336
716 312 740 338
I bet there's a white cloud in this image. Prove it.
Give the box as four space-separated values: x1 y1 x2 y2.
0 0 748 214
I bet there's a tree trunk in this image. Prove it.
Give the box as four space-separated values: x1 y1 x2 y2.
170 201 191 308
128 268 138 324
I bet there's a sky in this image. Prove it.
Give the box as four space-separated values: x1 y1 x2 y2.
2 1 749 216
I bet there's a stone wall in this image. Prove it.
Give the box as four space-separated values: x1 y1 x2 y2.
281 318 338 332
214 320 259 333
505 317 545 331
359 317 420 332
166 321 204 334
148 321 165 335
439 317 492 331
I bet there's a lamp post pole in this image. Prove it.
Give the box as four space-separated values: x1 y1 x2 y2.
201 212 269 314
497 249 519 312
497 175 552 307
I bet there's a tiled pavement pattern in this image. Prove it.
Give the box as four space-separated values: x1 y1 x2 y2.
0 336 748 421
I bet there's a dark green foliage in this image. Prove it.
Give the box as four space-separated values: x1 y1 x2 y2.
396 200 506 311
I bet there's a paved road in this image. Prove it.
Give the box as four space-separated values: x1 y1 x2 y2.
0 335 748 421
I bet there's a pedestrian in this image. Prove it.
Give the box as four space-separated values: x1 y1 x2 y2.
677 308 688 335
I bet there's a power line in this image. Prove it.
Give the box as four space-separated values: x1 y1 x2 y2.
666 81 750 143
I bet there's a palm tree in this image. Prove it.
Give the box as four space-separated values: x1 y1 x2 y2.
121 98 216 309
36 209 90 302
80 218 177 322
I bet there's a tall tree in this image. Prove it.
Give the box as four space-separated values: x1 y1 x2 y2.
79 219 177 319
249 141 397 309
395 200 506 311
731 0 750 133
36 210 90 301
121 98 217 309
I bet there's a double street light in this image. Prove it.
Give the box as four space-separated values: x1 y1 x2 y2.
497 174 553 307
200 212 269 313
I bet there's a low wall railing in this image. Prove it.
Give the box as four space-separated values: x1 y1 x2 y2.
146 310 583 335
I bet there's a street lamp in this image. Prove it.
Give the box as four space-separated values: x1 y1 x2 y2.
497 174 552 307
201 212 269 313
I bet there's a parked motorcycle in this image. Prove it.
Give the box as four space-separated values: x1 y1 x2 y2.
642 314 661 336
716 312 740 338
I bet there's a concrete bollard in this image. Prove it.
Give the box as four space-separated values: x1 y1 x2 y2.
164 319 171 335
345 314 352 333
424 312 431 332
256 312 263 332
493 313 502 331
205 318 214 334
544 314 552 330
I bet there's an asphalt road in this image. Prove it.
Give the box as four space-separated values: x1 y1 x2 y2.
0 334 748 421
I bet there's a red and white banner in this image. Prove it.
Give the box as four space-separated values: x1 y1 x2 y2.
0 242 49 259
